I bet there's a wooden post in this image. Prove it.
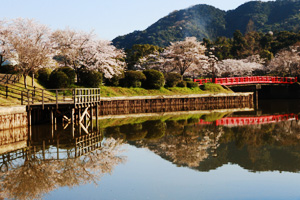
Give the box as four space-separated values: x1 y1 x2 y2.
56 90 58 110
21 91 23 105
54 111 57 130
84 108 87 128
71 108 75 138
5 85 8 98
57 139 59 160
42 140 45 160
78 108 81 135
50 110 54 125
42 90 44 110
73 89 76 105
90 106 93 131
95 105 98 131
28 109 32 126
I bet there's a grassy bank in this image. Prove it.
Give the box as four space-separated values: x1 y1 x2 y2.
0 78 232 106
100 83 231 97
0 76 48 106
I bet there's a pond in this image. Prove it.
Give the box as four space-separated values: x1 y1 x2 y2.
1 100 300 200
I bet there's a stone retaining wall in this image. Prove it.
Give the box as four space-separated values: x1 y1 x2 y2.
0 106 27 130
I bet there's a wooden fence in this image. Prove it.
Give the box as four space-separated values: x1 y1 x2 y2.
21 88 101 108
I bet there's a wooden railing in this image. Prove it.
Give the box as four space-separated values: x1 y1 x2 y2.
22 88 101 108
75 131 103 157
194 76 298 86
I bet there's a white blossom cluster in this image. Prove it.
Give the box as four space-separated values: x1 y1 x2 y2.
0 18 126 81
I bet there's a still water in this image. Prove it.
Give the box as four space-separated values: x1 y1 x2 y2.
1 100 300 200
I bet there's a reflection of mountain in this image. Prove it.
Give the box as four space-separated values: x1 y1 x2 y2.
0 125 126 200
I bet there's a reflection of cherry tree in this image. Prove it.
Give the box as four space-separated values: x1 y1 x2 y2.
0 138 126 200
138 126 224 168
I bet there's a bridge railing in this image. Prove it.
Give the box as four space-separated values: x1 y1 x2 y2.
197 113 298 126
194 76 298 86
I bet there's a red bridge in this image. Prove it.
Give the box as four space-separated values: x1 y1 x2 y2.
194 76 298 86
198 114 298 126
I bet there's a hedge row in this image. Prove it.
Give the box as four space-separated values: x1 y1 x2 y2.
37 66 102 88
113 70 198 89
36 67 198 89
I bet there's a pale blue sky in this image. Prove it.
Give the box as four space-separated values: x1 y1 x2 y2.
0 0 271 40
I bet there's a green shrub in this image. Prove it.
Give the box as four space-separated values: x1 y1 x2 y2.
165 72 182 87
186 81 199 88
176 80 187 87
57 67 75 85
123 71 146 88
142 69 164 89
105 72 124 86
37 68 52 86
49 71 69 88
78 68 102 88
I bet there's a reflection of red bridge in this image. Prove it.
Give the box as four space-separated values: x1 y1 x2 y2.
198 114 298 126
194 76 298 86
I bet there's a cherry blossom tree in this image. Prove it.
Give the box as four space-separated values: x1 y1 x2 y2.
51 28 126 79
267 43 300 76
161 37 208 77
215 55 265 77
0 18 55 88
135 37 208 78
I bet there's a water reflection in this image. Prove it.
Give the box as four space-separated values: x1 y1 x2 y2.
0 125 126 200
103 109 300 172
1 101 300 199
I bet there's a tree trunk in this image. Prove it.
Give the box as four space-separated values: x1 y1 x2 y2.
24 75 27 88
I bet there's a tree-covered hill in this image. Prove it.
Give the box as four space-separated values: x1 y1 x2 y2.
113 0 300 49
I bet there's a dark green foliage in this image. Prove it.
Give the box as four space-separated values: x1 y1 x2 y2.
143 120 166 140
49 71 69 88
57 67 75 85
177 81 187 87
183 78 192 82
211 30 300 60
37 68 52 86
78 68 102 88
113 1 300 50
186 81 199 88
142 69 165 89
0 65 20 74
104 72 124 86
165 73 182 87
120 124 147 141
123 70 146 88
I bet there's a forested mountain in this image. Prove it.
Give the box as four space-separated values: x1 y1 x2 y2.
113 0 300 49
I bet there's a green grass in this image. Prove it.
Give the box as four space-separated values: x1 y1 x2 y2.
100 84 232 97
